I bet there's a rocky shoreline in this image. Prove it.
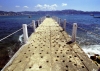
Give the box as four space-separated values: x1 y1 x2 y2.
0 39 22 70
90 54 100 67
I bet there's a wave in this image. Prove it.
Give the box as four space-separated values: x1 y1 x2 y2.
18 34 23 43
81 45 100 57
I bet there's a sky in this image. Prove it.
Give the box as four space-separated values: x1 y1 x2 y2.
0 0 100 12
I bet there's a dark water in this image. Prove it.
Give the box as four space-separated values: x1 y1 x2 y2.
0 15 44 39
0 14 100 39
0 14 100 69
57 14 100 57
0 15 43 69
56 14 100 43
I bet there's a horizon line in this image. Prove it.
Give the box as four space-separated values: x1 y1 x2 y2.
0 9 100 12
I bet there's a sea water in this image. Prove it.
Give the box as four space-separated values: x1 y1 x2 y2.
0 14 100 57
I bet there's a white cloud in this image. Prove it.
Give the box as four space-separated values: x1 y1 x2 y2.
15 6 20 8
35 4 42 8
51 4 58 7
35 4 58 10
62 3 67 6
24 6 29 8
44 4 49 9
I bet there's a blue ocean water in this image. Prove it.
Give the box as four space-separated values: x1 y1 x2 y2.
1 14 100 39
0 14 100 69
0 15 44 39
0 15 44 69
1 14 100 47
56 14 100 57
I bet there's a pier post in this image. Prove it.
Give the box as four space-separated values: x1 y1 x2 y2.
42 16 45 22
64 19 66 31
72 23 77 42
56 17 58 23
38 20 40 27
54 16 56 21
39 18 41 24
32 20 36 32
41 17 43 23
41 18 43 23
44 16 46 20
54 17 56 22
53 16 56 21
41 18 42 24
22 24 28 43
58 18 61 25
52 16 54 20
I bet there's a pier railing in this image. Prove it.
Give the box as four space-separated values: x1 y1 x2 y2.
0 16 100 69
0 16 100 48
0 16 46 69
65 21 100 45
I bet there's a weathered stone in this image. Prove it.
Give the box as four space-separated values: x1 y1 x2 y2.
98 68 100 71
96 56 100 64
90 56 96 60
95 54 99 56
85 42 90 45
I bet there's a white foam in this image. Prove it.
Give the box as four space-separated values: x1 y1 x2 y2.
87 32 99 40
18 34 23 43
81 45 100 57
96 27 100 30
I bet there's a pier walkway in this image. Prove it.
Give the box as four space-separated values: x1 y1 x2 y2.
2 18 99 71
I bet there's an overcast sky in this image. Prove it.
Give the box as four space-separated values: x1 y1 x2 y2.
0 0 100 12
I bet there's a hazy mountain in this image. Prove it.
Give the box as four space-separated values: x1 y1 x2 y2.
0 9 100 16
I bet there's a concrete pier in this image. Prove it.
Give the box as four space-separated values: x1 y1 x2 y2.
2 18 99 71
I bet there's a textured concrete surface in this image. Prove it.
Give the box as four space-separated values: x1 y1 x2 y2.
3 18 99 71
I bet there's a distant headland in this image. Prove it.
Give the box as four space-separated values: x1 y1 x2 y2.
0 9 100 16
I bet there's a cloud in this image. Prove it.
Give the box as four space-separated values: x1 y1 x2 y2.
35 4 42 8
62 3 67 6
24 6 29 8
15 6 20 8
51 4 58 7
35 4 58 10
